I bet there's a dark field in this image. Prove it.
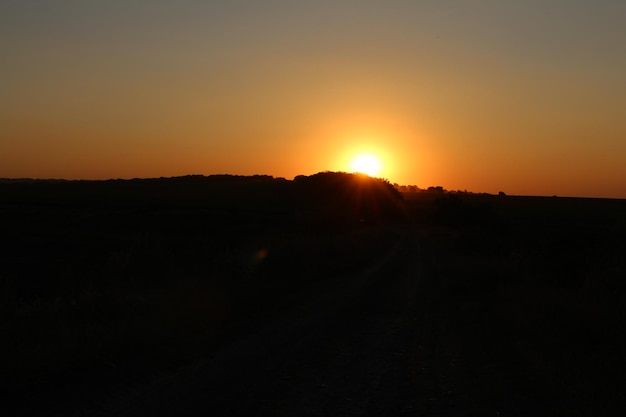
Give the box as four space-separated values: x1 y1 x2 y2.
1 174 625 416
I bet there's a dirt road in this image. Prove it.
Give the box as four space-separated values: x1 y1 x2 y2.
70 229 527 417
78 232 414 416
26 228 593 417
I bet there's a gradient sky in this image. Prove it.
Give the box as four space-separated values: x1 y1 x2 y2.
2 1 625 197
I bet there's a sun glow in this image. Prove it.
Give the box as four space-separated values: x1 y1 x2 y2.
350 153 382 177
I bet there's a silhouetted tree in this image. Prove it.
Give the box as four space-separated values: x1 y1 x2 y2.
293 172 405 230
427 186 446 193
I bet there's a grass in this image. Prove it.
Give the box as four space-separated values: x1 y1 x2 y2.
2 177 626 413
0 201 403 400
413 193 626 410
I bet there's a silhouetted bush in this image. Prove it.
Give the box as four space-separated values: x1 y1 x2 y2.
293 172 405 230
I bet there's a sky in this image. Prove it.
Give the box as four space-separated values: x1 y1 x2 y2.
1 1 625 198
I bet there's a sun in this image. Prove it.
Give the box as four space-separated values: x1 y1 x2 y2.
350 153 382 177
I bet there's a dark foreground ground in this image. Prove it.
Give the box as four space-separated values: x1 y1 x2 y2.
1 175 625 416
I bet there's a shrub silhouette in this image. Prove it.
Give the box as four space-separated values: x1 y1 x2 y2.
294 172 405 229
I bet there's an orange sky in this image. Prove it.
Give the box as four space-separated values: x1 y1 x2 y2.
2 1 626 198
